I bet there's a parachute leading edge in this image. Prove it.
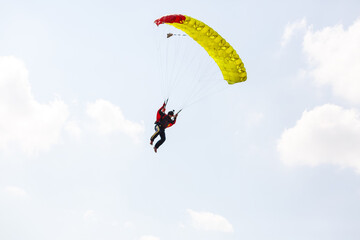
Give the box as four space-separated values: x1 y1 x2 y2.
154 14 247 84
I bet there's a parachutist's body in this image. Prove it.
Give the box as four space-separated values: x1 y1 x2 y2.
150 102 178 153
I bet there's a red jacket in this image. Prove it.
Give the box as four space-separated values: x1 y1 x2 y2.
155 103 176 128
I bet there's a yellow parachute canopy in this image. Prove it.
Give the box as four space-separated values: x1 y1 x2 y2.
155 14 247 84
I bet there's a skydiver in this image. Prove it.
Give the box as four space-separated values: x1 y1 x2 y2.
150 101 178 153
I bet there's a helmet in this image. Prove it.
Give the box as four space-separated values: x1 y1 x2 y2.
168 111 174 116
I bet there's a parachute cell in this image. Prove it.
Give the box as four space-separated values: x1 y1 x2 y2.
154 14 247 84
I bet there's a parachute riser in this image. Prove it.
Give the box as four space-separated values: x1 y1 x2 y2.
167 33 187 38
164 98 182 116
176 109 183 115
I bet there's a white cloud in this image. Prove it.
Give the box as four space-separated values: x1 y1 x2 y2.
0 56 69 155
83 210 98 223
281 18 307 46
178 222 186 229
86 99 144 143
303 18 360 104
4 186 28 197
64 120 82 139
187 209 234 233
124 220 135 229
139 235 160 240
277 104 360 172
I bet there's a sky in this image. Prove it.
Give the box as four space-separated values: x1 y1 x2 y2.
1 0 360 239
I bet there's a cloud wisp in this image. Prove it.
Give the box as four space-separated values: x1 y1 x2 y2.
277 104 360 173
303 18 360 104
0 56 69 156
4 186 28 197
187 209 234 233
281 18 307 46
86 99 144 143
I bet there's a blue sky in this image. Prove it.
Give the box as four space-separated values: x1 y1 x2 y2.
1 0 360 239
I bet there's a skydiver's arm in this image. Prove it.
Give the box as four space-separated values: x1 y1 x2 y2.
157 103 166 120
158 102 166 113
158 105 165 115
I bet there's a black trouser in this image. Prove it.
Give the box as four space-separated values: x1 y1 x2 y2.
150 124 166 149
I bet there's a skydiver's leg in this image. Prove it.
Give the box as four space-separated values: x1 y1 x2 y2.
154 129 166 149
150 125 160 145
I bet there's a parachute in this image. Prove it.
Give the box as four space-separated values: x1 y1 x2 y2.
153 14 247 109
154 14 247 84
